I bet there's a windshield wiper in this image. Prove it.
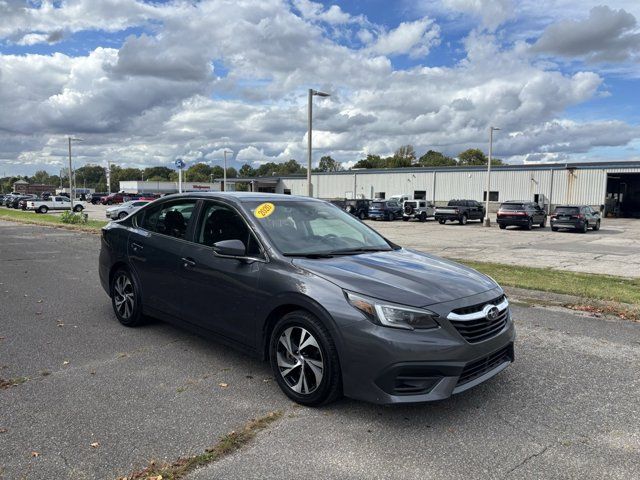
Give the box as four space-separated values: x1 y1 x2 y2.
326 247 392 255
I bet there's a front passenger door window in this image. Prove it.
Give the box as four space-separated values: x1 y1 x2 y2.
197 202 262 257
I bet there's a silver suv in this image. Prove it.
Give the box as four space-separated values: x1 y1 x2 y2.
403 200 435 222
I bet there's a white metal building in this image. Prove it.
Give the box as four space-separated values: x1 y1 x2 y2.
119 180 220 194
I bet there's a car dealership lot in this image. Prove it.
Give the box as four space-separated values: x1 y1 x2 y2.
366 218 640 278
1 220 639 479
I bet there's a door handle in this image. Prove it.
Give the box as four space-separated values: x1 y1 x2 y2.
181 257 196 268
131 242 144 251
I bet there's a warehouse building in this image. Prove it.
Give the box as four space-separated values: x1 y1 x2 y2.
223 161 640 218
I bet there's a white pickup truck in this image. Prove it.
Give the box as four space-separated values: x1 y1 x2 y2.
26 196 84 214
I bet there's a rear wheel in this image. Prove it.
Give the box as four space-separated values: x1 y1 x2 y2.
73 205 83 212
552 227 559 232
110 268 145 327
580 222 588 234
526 218 533 230
540 217 546 228
460 214 468 225
38 206 48 214
402 217 409 221
359 211 366 220
438 219 446 224
269 311 341 406
499 224 507 230
118 211 128 220
592 220 601 231
419 212 427 222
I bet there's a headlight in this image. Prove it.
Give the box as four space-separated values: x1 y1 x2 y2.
345 291 439 330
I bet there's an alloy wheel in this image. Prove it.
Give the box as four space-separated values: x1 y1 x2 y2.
113 274 135 320
276 326 324 395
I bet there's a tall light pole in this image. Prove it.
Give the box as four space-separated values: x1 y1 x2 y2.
67 136 83 211
307 88 330 197
483 126 500 227
223 150 233 192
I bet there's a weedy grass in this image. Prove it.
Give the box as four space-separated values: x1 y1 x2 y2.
459 260 640 306
121 410 283 480
0 207 107 233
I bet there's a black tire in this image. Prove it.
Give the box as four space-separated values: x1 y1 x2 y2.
38 206 48 214
118 211 128 220
540 218 546 228
526 218 533 230
419 212 427 222
552 227 559 232
499 224 507 230
593 220 600 231
73 205 83 212
438 219 446 224
359 211 366 220
460 214 468 225
110 268 145 327
269 310 342 407
580 222 588 234
402 217 409 221
107 200 113 205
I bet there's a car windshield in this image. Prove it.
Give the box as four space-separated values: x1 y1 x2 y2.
555 207 579 214
371 202 385 208
501 203 525 210
245 200 392 256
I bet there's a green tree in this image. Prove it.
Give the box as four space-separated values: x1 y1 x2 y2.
75 165 106 187
239 164 256 177
185 163 212 182
226 167 238 178
143 166 173 180
387 145 416 168
417 150 457 167
457 149 503 166
31 170 52 184
315 155 342 172
353 154 385 169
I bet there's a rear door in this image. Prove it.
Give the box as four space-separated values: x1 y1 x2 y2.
127 198 198 319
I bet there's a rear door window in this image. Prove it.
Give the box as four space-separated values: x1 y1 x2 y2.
140 199 197 239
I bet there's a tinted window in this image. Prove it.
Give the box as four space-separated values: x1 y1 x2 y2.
371 202 385 208
501 203 524 210
141 199 197 239
197 201 261 256
554 207 579 215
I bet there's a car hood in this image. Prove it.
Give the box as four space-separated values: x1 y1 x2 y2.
292 249 498 307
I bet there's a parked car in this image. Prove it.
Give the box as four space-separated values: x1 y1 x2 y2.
435 200 485 224
100 193 515 406
130 194 160 201
344 199 371 220
17 195 39 210
496 201 547 230
550 205 601 233
87 192 109 204
3 194 17 207
106 200 150 220
8 194 37 209
402 200 435 222
26 196 84 213
100 193 128 205
368 199 403 221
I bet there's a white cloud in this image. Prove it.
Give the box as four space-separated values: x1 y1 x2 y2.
368 19 440 58
440 0 514 31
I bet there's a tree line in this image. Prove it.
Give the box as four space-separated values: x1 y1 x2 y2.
1 146 501 193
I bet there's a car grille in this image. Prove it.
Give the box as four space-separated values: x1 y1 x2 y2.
456 345 513 387
448 295 509 343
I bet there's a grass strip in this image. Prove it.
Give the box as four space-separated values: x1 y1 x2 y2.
459 260 640 306
121 410 283 480
0 207 107 233
0 377 29 389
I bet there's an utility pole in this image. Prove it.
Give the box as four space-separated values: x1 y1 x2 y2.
307 88 330 197
223 150 233 192
484 126 500 227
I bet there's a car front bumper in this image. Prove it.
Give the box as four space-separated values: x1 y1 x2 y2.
335 288 515 404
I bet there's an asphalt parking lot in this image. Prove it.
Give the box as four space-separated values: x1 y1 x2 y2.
1 220 639 479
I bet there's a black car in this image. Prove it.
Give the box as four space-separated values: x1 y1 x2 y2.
100 193 514 406
9 194 37 209
435 200 485 224
88 192 109 204
550 205 601 233
496 201 547 230
368 199 403 221
344 199 371 220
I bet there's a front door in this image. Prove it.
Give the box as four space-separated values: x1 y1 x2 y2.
180 200 266 346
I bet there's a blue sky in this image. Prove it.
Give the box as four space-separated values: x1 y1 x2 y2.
0 0 639 175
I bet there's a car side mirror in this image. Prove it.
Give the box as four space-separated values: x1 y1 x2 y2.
213 239 246 257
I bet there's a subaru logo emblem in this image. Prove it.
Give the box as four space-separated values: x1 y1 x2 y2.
486 306 500 321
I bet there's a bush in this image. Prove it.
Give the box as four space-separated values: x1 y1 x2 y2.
60 211 88 224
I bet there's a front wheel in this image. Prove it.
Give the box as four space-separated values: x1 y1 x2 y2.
552 227 559 232
38 206 48 214
499 224 507 230
460 214 468 225
118 211 128 220
110 268 145 327
438 219 446 224
359 211 366 220
73 205 83 212
269 311 341 407
402 217 409 221
419 212 427 222
592 220 601 231
526 218 533 230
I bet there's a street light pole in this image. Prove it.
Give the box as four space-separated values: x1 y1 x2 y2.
484 126 500 227
307 88 330 197
223 150 233 192
67 136 83 211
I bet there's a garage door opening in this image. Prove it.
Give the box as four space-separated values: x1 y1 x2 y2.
606 173 640 218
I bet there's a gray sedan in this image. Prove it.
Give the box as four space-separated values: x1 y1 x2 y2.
106 200 150 220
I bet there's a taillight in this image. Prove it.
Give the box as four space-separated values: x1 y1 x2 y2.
572 214 584 219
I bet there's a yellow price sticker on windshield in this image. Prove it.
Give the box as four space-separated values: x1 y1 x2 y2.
254 202 275 219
